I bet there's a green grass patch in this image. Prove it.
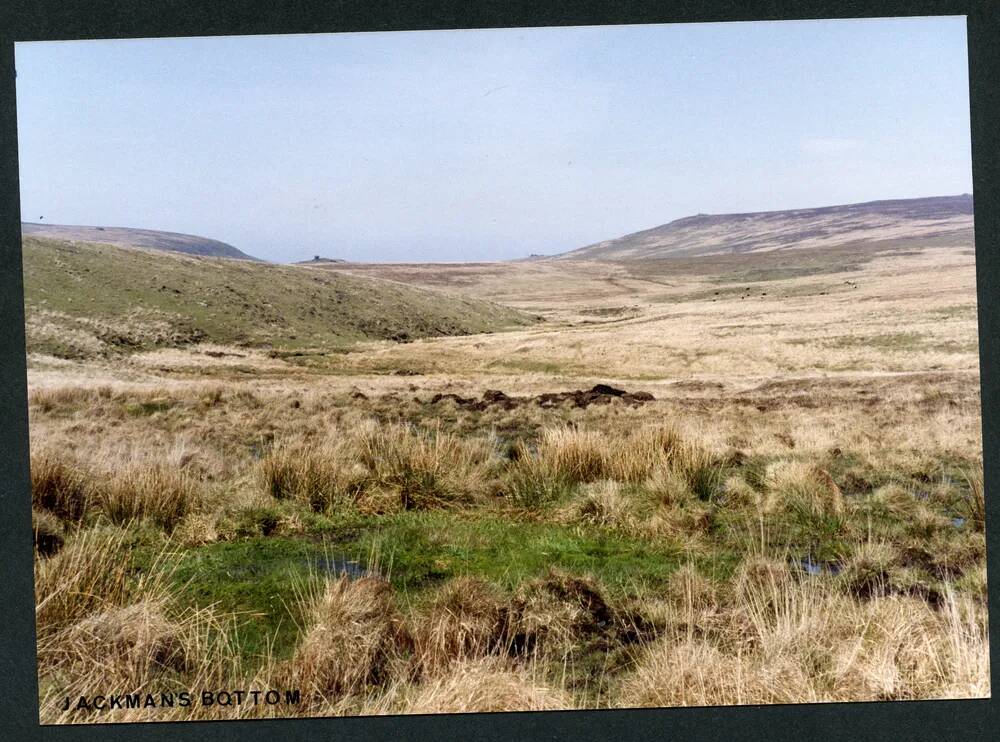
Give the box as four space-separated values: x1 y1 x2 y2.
166 507 706 660
168 537 344 659
342 510 690 595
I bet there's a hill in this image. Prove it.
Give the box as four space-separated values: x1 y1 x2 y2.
21 236 534 359
21 223 257 261
559 194 974 261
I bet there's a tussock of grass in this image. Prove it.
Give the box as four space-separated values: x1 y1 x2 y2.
962 469 986 531
38 594 269 723
406 657 573 714
99 463 201 532
503 425 722 515
32 447 208 538
30 385 113 412
172 511 221 546
763 460 844 518
288 576 413 703
505 569 618 660
34 526 160 637
57 599 187 687
259 422 498 512
572 480 636 529
257 442 363 511
534 428 608 483
530 425 711 487
730 555 795 609
31 450 92 522
412 576 508 677
355 422 496 510
837 542 900 599
503 448 576 508
666 563 719 613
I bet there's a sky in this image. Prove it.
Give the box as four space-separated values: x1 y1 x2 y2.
15 17 972 263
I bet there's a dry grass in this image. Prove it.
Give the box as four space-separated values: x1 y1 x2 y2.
31 450 92 522
355 421 497 509
534 428 609 483
53 599 187 689
38 598 272 724
528 425 712 487
34 526 156 637
287 576 413 704
406 658 574 714
259 422 497 512
171 511 221 547
572 480 637 530
505 569 620 661
412 577 508 677
99 463 202 532
257 441 364 512
762 460 845 519
963 468 986 530
621 565 989 707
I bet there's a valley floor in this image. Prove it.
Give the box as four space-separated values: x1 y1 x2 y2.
28 239 988 722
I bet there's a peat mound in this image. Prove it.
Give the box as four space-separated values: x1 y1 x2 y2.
427 384 655 412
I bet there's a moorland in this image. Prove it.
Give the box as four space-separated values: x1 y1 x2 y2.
25 195 988 721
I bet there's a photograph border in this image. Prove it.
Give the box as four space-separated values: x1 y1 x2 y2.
1 1 997 740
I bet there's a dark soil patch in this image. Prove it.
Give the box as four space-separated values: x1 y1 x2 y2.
424 384 655 412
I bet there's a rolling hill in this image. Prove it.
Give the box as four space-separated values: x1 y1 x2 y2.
21 223 257 261
21 236 534 359
559 194 974 261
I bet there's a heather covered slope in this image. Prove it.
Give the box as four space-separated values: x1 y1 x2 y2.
21 236 535 359
559 194 974 260
21 222 258 261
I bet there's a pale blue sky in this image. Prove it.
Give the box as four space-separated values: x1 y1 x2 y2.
15 17 972 263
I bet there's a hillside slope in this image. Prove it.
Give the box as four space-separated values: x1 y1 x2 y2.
560 194 974 261
21 223 257 261
21 236 533 359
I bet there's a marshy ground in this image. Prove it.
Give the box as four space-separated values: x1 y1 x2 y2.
27 231 988 721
